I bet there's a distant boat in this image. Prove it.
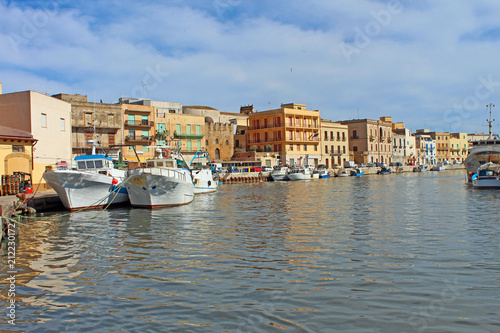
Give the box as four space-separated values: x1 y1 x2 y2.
190 151 218 194
413 165 428 172
43 154 129 210
271 166 290 181
472 162 500 188
318 166 330 178
337 169 349 177
431 163 446 171
377 167 392 175
287 167 312 180
350 168 364 176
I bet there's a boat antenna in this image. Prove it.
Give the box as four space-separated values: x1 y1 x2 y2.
486 103 495 139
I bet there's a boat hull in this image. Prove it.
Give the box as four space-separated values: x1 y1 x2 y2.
465 148 500 180
126 169 194 208
43 170 129 210
472 177 500 188
192 169 218 194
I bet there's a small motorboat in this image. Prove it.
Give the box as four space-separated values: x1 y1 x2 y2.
350 168 364 176
377 167 392 175
337 169 349 177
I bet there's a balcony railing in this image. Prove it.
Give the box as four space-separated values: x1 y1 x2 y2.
173 131 204 139
369 135 375 142
350 135 360 140
125 135 155 143
125 120 154 127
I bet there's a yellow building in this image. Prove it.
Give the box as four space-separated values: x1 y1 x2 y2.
430 132 450 163
167 113 206 162
247 103 320 167
450 132 468 163
0 128 37 179
341 117 393 165
121 103 156 162
320 120 349 167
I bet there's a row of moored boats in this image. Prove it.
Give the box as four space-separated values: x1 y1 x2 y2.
43 148 218 210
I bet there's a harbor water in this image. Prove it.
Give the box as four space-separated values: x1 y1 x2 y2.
1 170 500 332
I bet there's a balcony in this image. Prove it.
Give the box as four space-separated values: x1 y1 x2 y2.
125 135 155 144
173 131 204 139
125 108 151 114
369 135 375 142
125 120 154 128
350 135 360 140
330 150 343 156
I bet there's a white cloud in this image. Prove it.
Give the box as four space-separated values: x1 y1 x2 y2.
2 0 500 133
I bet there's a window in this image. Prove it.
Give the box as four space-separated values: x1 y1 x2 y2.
289 144 293 151
314 145 317 151
187 140 192 151
325 146 328 153
343 146 346 154
176 124 181 134
141 115 148 126
12 145 24 152
197 140 201 151
187 124 191 135
41 113 47 128
226 140 229 145
169 109 176 113
60 118 65 131
337 132 340 141
353 146 358 152
215 138 219 144
109 134 115 145
297 145 300 151
304 144 307 151
128 114 135 125
196 125 201 135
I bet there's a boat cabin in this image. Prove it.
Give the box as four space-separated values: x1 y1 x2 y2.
74 155 114 170
146 158 178 169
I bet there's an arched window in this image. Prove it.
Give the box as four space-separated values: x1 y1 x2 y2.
215 148 220 160
215 138 219 144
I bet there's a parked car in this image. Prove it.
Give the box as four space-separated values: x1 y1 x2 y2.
263 166 273 172
376 162 387 168
253 166 263 172
228 166 239 172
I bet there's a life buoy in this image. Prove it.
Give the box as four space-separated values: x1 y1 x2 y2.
112 178 118 185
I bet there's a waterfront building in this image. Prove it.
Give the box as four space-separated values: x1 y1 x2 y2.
52 94 123 160
341 117 393 165
467 133 490 143
0 127 37 182
120 102 156 163
320 119 349 167
392 123 416 165
182 105 248 163
415 134 436 165
0 87 71 187
449 132 468 163
422 131 450 163
246 103 320 167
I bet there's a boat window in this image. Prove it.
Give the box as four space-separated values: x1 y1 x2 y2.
95 160 104 168
86 161 95 169
156 161 164 167
77 161 86 169
147 161 155 167
165 161 174 168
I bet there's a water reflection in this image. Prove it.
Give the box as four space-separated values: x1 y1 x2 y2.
1 170 500 332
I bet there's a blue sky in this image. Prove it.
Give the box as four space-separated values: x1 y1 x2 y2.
2 0 500 134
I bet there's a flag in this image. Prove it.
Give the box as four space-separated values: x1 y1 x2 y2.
309 133 319 139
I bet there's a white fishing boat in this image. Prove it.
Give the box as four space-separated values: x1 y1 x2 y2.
43 154 129 210
413 165 428 172
190 151 218 194
125 147 194 208
431 162 446 171
472 162 500 188
192 169 218 194
336 169 349 177
465 105 500 181
271 166 290 181
287 167 312 180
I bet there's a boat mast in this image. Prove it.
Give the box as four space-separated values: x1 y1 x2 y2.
486 103 495 139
